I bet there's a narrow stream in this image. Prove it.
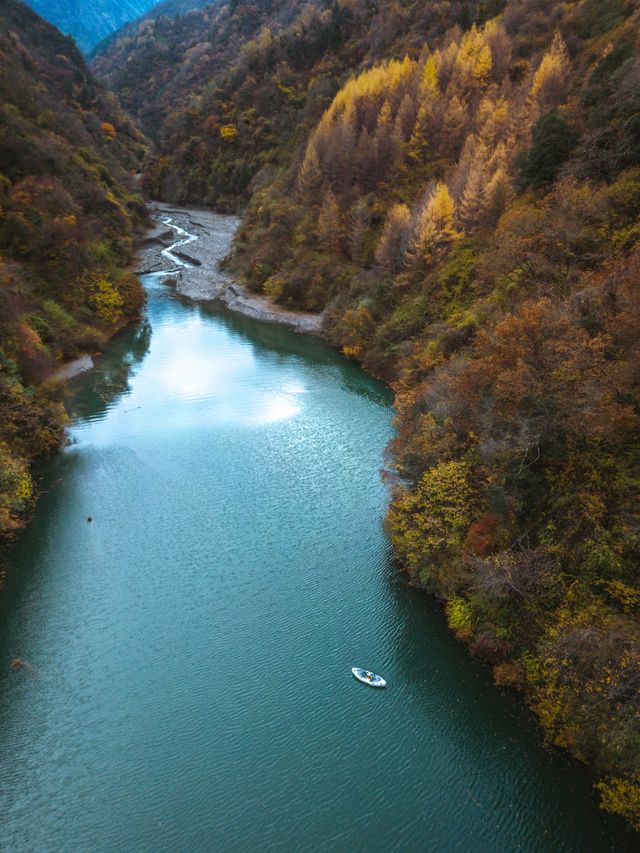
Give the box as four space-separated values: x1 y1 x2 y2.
160 215 198 267
0 213 634 851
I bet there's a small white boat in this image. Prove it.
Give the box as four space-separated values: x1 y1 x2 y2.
352 667 386 688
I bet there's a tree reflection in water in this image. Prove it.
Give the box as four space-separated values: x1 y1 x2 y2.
65 318 151 424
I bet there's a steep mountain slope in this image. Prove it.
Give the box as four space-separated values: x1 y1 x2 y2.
91 0 216 55
25 0 159 52
0 0 148 548
93 0 505 207
97 0 640 829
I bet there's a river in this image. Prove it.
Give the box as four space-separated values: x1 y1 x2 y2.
0 213 634 851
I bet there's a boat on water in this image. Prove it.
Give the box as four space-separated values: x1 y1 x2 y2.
352 667 386 688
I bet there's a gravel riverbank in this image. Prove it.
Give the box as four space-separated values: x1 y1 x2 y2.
137 203 324 336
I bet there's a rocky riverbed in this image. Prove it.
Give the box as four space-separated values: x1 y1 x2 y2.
137 203 324 335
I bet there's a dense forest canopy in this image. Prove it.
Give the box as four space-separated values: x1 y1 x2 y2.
93 0 507 207
91 0 217 56
0 0 148 550
94 0 640 830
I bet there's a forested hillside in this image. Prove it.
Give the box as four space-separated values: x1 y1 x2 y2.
25 0 159 52
91 0 216 56
101 0 640 829
94 0 506 208
0 1 148 552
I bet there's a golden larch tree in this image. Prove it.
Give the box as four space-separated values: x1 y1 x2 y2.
375 203 412 272
316 188 343 254
411 183 460 265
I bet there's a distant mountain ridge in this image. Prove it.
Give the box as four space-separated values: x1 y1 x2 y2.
91 0 216 57
24 0 160 51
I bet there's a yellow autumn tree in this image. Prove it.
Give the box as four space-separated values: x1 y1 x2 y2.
219 125 238 142
410 183 461 265
375 203 412 272
441 94 468 159
419 52 439 100
596 777 640 832
316 188 343 254
483 19 512 81
91 278 125 325
476 95 511 147
330 57 416 120
530 32 570 114
459 161 489 230
484 165 513 226
452 25 493 89
0 441 33 534
387 460 476 587
296 140 322 201
484 141 514 225
374 99 401 175
406 104 431 168
347 199 370 265
101 122 117 139
396 92 417 140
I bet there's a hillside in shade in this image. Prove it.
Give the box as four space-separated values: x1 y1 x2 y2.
25 0 159 52
91 0 217 56
0 0 148 545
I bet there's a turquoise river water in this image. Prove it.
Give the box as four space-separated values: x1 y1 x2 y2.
0 270 636 851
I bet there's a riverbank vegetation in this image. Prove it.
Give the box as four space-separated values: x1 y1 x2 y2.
89 0 640 828
0 0 148 552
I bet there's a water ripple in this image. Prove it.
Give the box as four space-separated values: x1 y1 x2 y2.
0 256 634 852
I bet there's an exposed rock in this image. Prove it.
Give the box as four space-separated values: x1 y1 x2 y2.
53 354 94 381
